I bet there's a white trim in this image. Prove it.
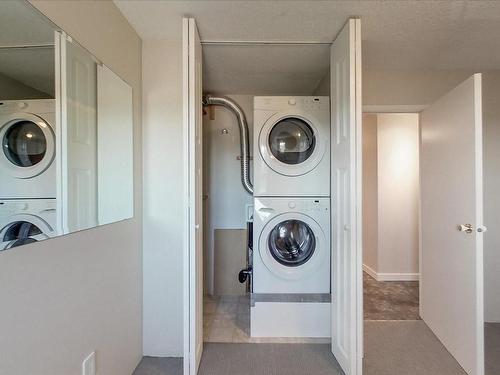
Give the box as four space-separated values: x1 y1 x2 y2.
363 264 419 281
182 17 190 375
418 111 423 320
362 264 377 280
362 105 428 113
54 30 63 235
473 73 485 375
201 40 332 46
354 18 363 375
377 273 420 282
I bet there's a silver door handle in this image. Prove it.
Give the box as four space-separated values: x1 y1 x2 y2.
457 224 473 234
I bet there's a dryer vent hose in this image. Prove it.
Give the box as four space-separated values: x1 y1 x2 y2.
202 95 253 195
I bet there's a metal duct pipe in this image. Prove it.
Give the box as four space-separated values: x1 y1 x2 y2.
202 95 253 195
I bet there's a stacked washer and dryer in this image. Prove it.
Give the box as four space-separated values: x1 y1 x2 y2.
251 96 331 338
0 100 58 250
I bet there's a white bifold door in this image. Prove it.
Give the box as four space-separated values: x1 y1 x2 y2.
330 18 363 375
183 18 204 375
56 32 98 234
420 74 485 375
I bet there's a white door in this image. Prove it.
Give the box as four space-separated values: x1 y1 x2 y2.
183 18 203 375
330 19 363 375
420 74 484 375
96 65 134 225
58 32 98 234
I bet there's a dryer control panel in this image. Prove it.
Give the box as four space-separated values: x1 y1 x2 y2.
254 96 329 111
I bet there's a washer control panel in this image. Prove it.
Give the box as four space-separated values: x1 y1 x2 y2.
284 198 329 214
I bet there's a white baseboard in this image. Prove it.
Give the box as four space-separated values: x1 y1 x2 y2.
362 264 378 280
363 264 419 281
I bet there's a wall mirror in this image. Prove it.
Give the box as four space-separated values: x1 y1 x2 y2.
0 0 134 251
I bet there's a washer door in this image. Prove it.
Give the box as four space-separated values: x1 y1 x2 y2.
259 212 326 280
259 111 326 176
0 113 55 179
0 214 53 250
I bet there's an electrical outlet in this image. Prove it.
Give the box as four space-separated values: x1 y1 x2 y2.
82 351 96 375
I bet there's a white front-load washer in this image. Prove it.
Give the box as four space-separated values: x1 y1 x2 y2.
0 100 56 199
0 199 57 250
253 197 330 294
253 96 330 197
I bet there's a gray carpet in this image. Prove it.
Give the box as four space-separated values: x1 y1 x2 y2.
364 321 466 375
198 343 344 375
133 357 182 375
133 321 469 375
364 272 420 320
485 323 500 375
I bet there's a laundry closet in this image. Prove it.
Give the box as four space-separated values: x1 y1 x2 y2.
183 17 363 375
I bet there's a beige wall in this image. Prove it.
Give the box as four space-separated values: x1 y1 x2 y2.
0 1 143 374
362 113 419 278
363 69 472 106
482 74 500 322
377 114 419 275
362 114 378 272
142 37 185 356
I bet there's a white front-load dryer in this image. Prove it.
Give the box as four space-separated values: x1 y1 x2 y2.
0 199 57 250
253 96 330 197
0 100 56 199
253 197 330 294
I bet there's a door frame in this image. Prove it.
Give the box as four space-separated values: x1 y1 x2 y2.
182 17 193 375
361 108 423 321
183 16 366 375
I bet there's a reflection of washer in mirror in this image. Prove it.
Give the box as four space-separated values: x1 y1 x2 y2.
268 219 316 267
0 221 45 249
268 118 316 165
0 199 57 251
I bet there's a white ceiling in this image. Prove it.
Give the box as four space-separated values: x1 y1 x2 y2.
116 0 500 94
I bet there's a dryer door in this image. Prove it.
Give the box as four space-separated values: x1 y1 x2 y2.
0 214 53 250
0 113 55 179
259 212 327 280
259 112 327 176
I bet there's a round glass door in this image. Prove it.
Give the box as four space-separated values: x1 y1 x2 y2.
2 120 47 167
267 219 316 267
0 113 55 179
268 117 316 165
0 220 47 250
